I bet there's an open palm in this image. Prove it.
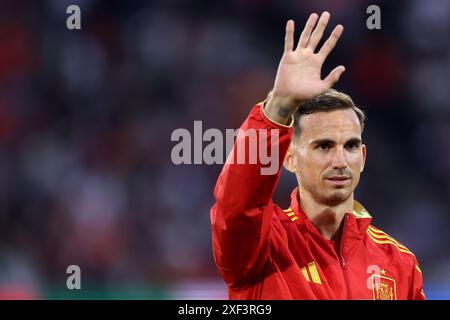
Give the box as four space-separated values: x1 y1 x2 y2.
273 12 345 102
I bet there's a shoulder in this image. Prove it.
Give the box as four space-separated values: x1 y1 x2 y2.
274 206 301 225
365 224 418 266
270 206 303 238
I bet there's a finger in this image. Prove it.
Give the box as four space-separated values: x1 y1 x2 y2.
307 11 331 51
318 25 344 61
297 13 319 50
284 20 295 52
323 65 346 87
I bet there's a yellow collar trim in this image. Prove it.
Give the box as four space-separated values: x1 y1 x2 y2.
352 200 372 219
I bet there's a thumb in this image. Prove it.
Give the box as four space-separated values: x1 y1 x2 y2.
324 65 345 87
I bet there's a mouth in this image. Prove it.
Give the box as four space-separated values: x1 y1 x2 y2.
325 176 351 185
327 176 350 180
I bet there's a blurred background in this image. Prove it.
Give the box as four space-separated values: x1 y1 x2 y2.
0 0 449 299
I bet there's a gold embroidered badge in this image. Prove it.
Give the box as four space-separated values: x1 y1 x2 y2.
372 274 397 300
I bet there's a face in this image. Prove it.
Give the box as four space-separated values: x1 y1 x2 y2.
284 109 366 207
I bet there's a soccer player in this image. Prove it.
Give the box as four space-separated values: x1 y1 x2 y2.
210 12 425 299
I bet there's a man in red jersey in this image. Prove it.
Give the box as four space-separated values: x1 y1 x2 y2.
210 11 425 299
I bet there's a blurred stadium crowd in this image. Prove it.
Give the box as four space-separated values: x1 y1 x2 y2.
0 0 449 299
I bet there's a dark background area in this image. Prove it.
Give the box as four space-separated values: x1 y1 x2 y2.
0 0 449 299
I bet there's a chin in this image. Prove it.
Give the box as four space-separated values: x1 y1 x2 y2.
322 190 352 207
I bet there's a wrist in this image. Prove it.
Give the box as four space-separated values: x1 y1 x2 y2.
264 93 301 125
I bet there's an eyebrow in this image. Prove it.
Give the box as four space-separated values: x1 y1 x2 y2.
311 137 362 146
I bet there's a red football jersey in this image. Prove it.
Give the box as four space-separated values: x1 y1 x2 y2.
210 102 425 300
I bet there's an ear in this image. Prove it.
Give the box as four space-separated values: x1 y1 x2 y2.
360 144 367 173
283 145 297 173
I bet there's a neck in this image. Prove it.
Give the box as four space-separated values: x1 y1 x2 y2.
298 189 354 241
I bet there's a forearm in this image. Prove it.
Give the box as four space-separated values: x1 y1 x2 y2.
213 102 293 211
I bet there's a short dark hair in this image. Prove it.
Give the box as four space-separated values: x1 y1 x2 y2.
293 89 366 138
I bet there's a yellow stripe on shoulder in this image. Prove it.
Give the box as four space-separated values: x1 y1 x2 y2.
286 212 296 217
283 208 300 222
366 230 414 255
367 227 410 251
367 226 411 251
366 227 410 250
368 225 399 240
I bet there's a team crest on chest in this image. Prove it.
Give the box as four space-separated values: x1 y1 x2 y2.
372 274 397 300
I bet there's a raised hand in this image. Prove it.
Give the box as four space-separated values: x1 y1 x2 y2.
265 12 345 124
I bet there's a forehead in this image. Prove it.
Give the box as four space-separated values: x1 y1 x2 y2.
298 109 362 141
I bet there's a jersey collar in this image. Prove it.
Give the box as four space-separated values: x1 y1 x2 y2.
288 187 373 240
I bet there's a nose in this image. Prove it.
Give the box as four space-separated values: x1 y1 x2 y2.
331 146 348 170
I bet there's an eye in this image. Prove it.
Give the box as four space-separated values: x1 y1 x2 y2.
345 141 361 151
317 143 331 151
